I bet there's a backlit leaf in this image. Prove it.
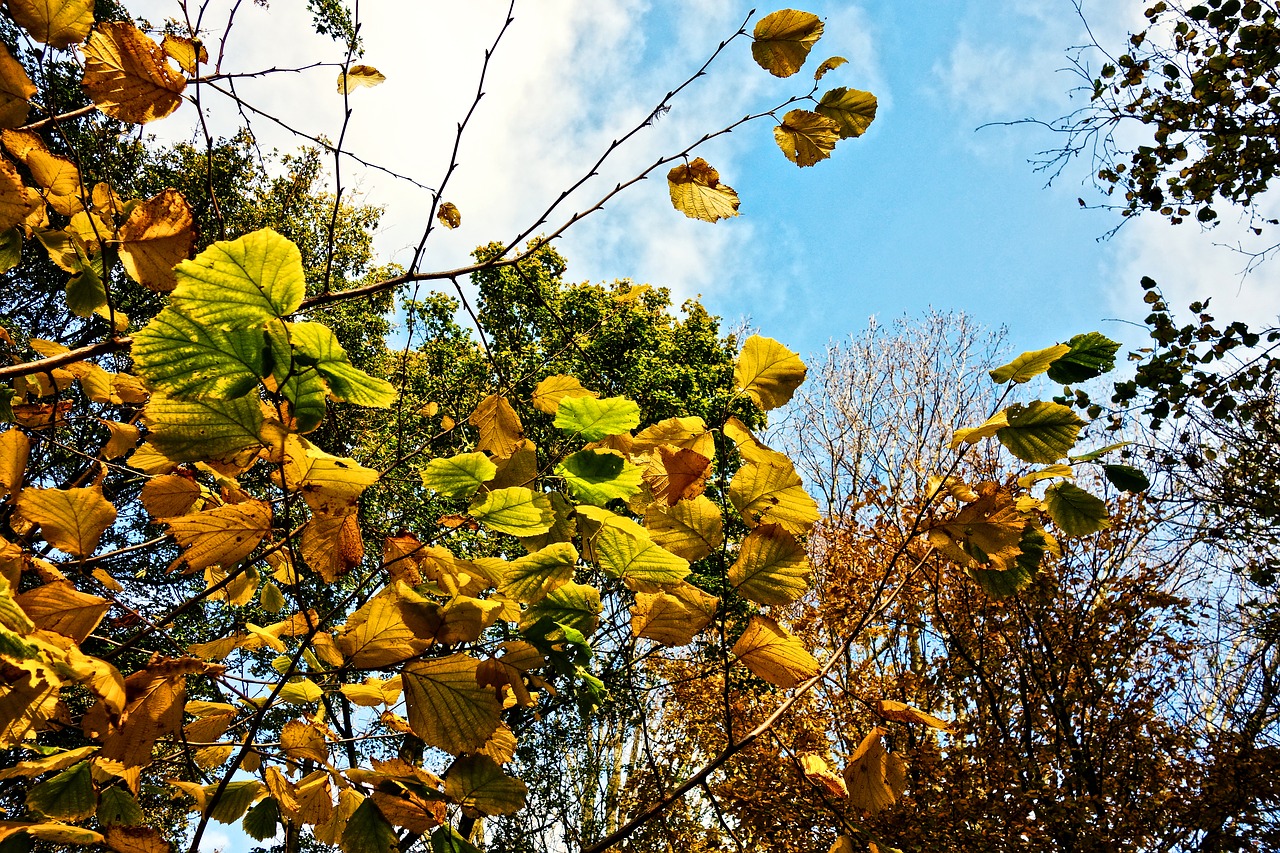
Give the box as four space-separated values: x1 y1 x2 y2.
161 34 207 75
813 55 847 80
469 487 555 537
752 9 824 77
421 452 496 498
989 344 1072 384
165 500 272 572
171 229 304 325
335 584 430 668
117 188 195 291
337 64 386 94
732 615 820 688
729 458 820 535
139 474 201 519
557 449 643 506
774 109 839 167
26 761 95 821
82 23 185 123
632 416 714 459
966 521 1050 599
1044 481 1110 536
96 787 143 826
286 322 396 407
1103 464 1150 493
133 307 266 399
997 401 1085 464
100 420 140 459
436 201 461 229
0 746 97 780
402 654 502 755
469 394 524 459
844 727 902 814
595 520 689 592
142 393 264 463
280 435 379 513
278 678 322 705
644 494 724 561
949 410 1008 448
667 158 740 222
15 580 109 642
444 754 527 816
729 524 811 605
24 824 104 845
15 485 115 557
554 395 640 441
815 87 879 138
0 159 36 232
0 428 29 500
7 0 93 48
498 542 578 604
735 335 806 410
630 583 718 646
0 43 36 127
1046 331 1121 384
531 375 596 414
877 699 950 729
519 581 602 638
641 446 711 505
927 485 1026 572
800 754 848 798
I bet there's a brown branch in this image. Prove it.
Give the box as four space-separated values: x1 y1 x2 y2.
0 336 131 381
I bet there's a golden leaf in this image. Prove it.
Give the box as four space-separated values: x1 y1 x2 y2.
531 375 597 415
949 410 1009 449
926 484 1026 572
0 43 36 127
6 0 94 49
774 108 840 167
0 746 97 780
279 435 379 514
644 494 724 562
336 64 386 93
96 664 190 768
295 771 335 826
139 473 201 519
728 523 812 605
436 201 461 229
735 335 807 410
0 429 30 501
642 446 711 506
876 699 950 730
731 615 820 688
469 394 524 459
630 582 718 646
813 55 848 81
165 500 272 572
0 158 37 232
104 824 169 853
800 753 848 798
402 653 502 755
632 416 714 459
752 9 824 77
160 34 207 75
667 157 739 222
844 727 905 814
729 456 820 535
82 22 186 124
16 581 109 643
815 87 879 138
15 485 116 557
300 510 362 582
335 584 431 668
100 420 140 460
117 188 195 291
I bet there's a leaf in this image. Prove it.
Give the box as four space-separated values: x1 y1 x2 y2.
436 201 461 229
337 64 386 94
431 826 483 853
100 420 140 459
752 9 824 77
594 520 690 592
927 485 1026 572
444 754 528 817
66 265 107 316
813 55 847 80
469 394 524 459
518 581 602 639
14 581 109 642
967 522 1050 599
0 226 21 271
242 798 280 842
26 761 95 821
997 401 1086 464
644 495 724 561
667 158 740 222
498 542 578 604
1103 463 1150 493
6 0 93 48
133 307 266 399
171 229 305 325
735 335 807 410
988 344 1072 384
1070 441 1130 463
139 474 201 519
641 446 711 506
81 22 185 124
165 500 272 572
15 486 115 557
729 524 812 605
556 449 643 506
774 109 840 167
142 393 264 463
949 410 1009 448
0 428 29 500
0 43 36 128
117 189 195 291
800 754 848 797
286 322 396 407
421 452 496 499
1016 464 1074 488
469 487 554 537
161 34 207 75
729 458 820 535
1046 332 1121 384
96 787 143 826
0 746 97 780
531 375 596 415
732 615 820 688
402 654 502 755
280 435 379 513
335 584 430 668
278 678 322 705
632 416 714 459
23 825 104 845
554 395 641 441
0 159 36 232
876 699 949 729
630 583 718 646
1044 482 1110 536
844 728 902 814
815 87 879 138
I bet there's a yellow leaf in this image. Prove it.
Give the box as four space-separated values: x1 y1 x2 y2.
161 34 207 75
813 55 848 81
436 201 461 229
15 485 116 557
0 746 97 780
6 0 94 49
731 615 820 688
815 87 879 138
735 335 807 410
531 375 597 415
800 753 848 797
278 678 322 705
104 824 170 853
139 473 201 519
774 108 840 167
24 824 103 845
1017 464 1075 488
469 394 524 459
876 699 950 730
752 9 824 77
728 523 812 605
949 410 1009 449
294 770 335 826
82 22 186 124
165 500 272 572
667 157 739 222
641 446 711 506
729 457 819 535
990 343 1073 384
300 510 362 582
0 429 30 501
630 582 718 646
0 158 37 232
0 42 36 127
67 362 115 403
843 727 905 814
100 420 140 460
117 188 195 291
402 653 502 755
334 583 431 668
336 64 386 93
16 580 109 642
279 435 379 513
4 130 83 214
340 680 389 707
926 485 1026 572
644 494 723 562
632 416 714 459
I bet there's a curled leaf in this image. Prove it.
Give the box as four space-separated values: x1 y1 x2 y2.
667 158 740 223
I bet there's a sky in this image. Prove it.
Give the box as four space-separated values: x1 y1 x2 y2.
133 0 1280 368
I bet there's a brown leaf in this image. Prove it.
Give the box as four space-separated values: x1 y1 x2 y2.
436 201 461 229
752 9 824 77
139 473 201 519
774 108 840 167
642 445 711 506
926 484 1027 572
800 753 848 798
82 22 186 124
117 188 195 291
876 699 950 730
469 394 524 459
0 158 37 232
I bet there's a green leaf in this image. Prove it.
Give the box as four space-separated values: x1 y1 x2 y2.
443 754 528 816
728 524 812 605
1046 332 1121 384
997 401 1085 464
1044 482 1110 536
65 266 107 317
96 786 143 826
282 367 328 433
499 542 578 604
341 799 399 853
554 395 641 440
0 228 22 273
207 780 263 823
143 392 264 463
735 335 807 410
133 307 266 398
519 581 602 639
595 521 690 592
989 344 1071 384
1069 441 1130 463
752 9 824 77
171 228 305 325
26 761 95 821
278 678 323 705
242 797 281 842
967 523 1049 599
422 452 497 498
815 87 879 138
430 826 483 853
556 449 643 505
286 321 396 407
469 487 555 536
1103 463 1150 493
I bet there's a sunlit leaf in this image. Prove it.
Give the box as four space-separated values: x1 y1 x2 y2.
171 229 304 325
15 580 109 642
280 435 379 513
0 429 29 500
23 824 104 845
142 393 264 463
469 394 524 459
531 375 596 415
735 335 807 410
498 542 577 604
927 484 1026 572
469 487 554 537
813 55 847 80
997 401 1085 464
0 746 97 781
844 727 903 814
421 452 497 499
1046 331 1121 384
165 500 271 572
15 485 115 557
554 395 640 441
729 457 820 535
117 189 195 291
444 754 527 817
877 699 950 729
729 523 811 605
335 584 430 668
732 615 820 688
0 159 36 232
402 654 502 755
518 580 602 638
641 446 711 506
815 87 879 138
337 64 386 94
133 307 266 399
1044 481 1110 536
949 410 1009 449
800 754 848 798
752 9 824 77
774 109 839 167
139 473 201 519
630 582 718 646
595 519 689 592
989 344 1072 384
436 201 461 229
7 0 93 48
557 449 643 506
0 43 36 127
161 34 207 75
667 158 740 222
632 415 714 459
644 494 724 561
82 23 185 123
286 321 396 407
278 678 322 705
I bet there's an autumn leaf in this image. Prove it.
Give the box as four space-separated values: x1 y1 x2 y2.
927 484 1026 572
844 727 906 814
436 201 461 229
632 416 714 459
729 457 820 535
15 581 110 643
813 55 847 80
989 344 1072 384
630 583 718 646
519 580 602 639
165 500 272 572
998 401 1086 464
732 615 820 688
25 761 95 821
402 654 502 755
735 335 807 410
444 754 528 817
337 64 386 93
1044 481 1110 536
594 516 690 592
497 542 578 604
469 487 555 537
0 429 29 500
876 699 950 730
469 394 524 459
171 228 305 325
0 43 36 127
117 188 196 291
815 87 879 138
644 494 724 561
15 485 116 557
82 23 186 124
729 523 812 605
752 9 824 77
800 754 848 798
7 0 94 49
0 159 37 232
667 158 740 222
139 473 201 519
421 452 496 499
531 374 597 415
774 109 840 167
142 393 264 463
161 34 207 75
641 446 711 505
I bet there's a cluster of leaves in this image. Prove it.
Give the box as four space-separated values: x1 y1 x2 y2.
1086 0 1280 227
